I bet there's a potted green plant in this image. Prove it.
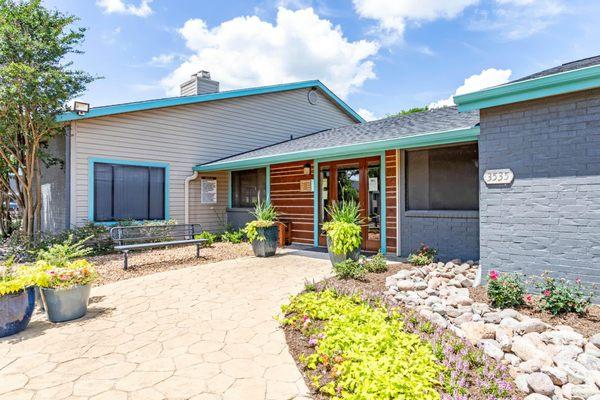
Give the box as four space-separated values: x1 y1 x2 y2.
35 236 98 323
322 200 362 266
244 200 279 257
0 260 36 337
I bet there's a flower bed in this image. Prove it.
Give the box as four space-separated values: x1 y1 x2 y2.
283 266 516 400
385 261 600 399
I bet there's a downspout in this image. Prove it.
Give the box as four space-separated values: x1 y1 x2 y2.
65 125 71 230
184 171 199 224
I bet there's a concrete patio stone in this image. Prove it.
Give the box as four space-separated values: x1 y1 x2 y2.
0 249 331 399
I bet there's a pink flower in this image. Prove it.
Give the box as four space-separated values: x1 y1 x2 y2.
544 290 551 297
525 294 532 302
489 270 499 281
302 315 309 322
308 337 318 346
576 277 581 284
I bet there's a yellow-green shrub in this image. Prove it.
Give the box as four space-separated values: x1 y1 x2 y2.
281 290 443 399
322 221 361 255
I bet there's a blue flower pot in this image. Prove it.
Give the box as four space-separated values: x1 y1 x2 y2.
251 226 279 257
0 287 35 338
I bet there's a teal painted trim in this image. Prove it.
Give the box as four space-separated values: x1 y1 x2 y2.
57 80 364 123
266 165 271 203
380 152 387 255
88 157 170 224
313 160 319 247
227 171 232 208
455 64 600 111
194 126 479 172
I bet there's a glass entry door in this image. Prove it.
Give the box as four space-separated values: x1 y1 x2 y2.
319 158 381 252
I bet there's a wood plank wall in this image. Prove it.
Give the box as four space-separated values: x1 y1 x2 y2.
385 150 398 254
270 160 314 245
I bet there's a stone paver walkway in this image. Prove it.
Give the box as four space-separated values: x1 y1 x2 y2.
0 249 331 400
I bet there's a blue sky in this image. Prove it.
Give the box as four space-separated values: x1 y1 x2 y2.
45 0 600 120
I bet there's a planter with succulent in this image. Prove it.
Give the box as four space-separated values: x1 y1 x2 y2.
244 201 279 257
322 200 362 266
35 236 98 322
0 260 36 337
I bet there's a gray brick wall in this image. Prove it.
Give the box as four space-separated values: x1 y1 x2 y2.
401 212 480 262
479 88 600 294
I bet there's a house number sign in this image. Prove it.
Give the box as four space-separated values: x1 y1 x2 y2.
483 169 514 185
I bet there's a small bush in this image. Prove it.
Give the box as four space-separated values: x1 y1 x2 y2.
195 231 217 246
533 272 593 315
407 244 437 266
36 235 92 267
487 270 526 309
364 251 388 273
333 259 366 280
221 229 245 244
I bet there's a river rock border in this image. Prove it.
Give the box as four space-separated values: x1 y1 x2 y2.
384 260 600 400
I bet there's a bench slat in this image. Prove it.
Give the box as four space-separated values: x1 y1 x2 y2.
114 238 207 251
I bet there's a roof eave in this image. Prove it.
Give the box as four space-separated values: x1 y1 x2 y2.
455 64 600 112
193 126 479 172
56 80 365 123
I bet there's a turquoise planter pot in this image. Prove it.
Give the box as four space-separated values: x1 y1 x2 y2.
251 226 279 257
0 287 35 338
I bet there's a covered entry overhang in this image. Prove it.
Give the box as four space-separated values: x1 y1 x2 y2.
194 107 480 255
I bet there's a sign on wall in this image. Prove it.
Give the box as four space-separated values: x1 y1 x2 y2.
300 179 313 192
483 169 514 185
201 178 217 204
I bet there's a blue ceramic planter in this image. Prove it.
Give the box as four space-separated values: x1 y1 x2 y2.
0 287 35 338
251 226 279 257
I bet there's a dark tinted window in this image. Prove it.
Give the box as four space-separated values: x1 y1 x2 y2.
94 163 165 222
406 144 478 211
231 168 266 208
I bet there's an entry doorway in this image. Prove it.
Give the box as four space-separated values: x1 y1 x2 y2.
318 156 381 252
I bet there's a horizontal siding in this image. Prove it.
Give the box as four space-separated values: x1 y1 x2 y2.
189 172 228 232
72 88 355 227
385 150 397 254
270 161 314 245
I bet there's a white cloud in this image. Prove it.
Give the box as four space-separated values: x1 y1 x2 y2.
96 0 153 17
429 68 512 109
161 8 379 99
357 108 377 121
470 0 564 39
353 0 478 41
149 54 176 67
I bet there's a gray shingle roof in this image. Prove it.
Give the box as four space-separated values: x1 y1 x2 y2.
512 55 600 83
199 106 479 166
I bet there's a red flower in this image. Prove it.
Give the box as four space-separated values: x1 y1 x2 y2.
525 294 532 302
576 278 581 284
544 290 551 297
489 270 499 281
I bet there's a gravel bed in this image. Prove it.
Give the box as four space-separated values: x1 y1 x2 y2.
90 242 253 285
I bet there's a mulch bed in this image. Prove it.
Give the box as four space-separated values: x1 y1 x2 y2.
469 286 600 338
90 242 253 285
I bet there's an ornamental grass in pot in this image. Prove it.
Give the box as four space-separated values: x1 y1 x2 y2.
0 261 36 338
244 200 279 257
35 236 98 323
322 200 362 266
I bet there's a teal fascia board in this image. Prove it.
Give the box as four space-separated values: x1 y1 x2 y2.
88 157 170 224
455 65 600 112
57 80 365 123
266 165 271 203
194 126 479 172
379 152 386 255
313 160 319 247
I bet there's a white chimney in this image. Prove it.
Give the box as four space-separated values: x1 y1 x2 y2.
180 70 219 96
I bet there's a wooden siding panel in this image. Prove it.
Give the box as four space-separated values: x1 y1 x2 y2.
386 150 398 253
270 160 315 244
72 88 355 227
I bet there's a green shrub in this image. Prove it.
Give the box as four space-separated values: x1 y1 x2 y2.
322 201 362 256
281 290 443 399
36 235 92 268
533 272 593 315
221 229 245 244
333 259 367 280
195 231 217 246
407 244 437 266
487 270 526 309
364 251 387 273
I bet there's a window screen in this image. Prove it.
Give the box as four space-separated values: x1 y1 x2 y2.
231 168 266 208
406 144 479 211
93 162 165 222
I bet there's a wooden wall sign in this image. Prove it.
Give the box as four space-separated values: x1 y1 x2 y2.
299 179 314 192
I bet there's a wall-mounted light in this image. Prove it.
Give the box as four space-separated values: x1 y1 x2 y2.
303 163 311 175
73 101 90 115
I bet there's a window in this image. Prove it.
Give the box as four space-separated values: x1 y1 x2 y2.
93 162 166 222
231 168 266 208
406 143 478 211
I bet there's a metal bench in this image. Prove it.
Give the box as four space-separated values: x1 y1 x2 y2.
110 224 207 270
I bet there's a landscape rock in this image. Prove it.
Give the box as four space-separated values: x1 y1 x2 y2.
460 321 495 343
523 395 551 400
512 337 552 364
520 359 543 373
447 295 473 307
571 384 600 399
541 366 568 386
542 330 586 347
517 319 549 335
577 353 600 371
590 333 600 347
480 339 504 361
526 372 555 396
556 359 589 385
516 374 531 393
585 343 600 358
396 280 416 291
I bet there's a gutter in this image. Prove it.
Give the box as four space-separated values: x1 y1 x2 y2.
184 171 199 224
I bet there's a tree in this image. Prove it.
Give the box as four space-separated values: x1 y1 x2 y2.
0 0 94 237
386 106 428 118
